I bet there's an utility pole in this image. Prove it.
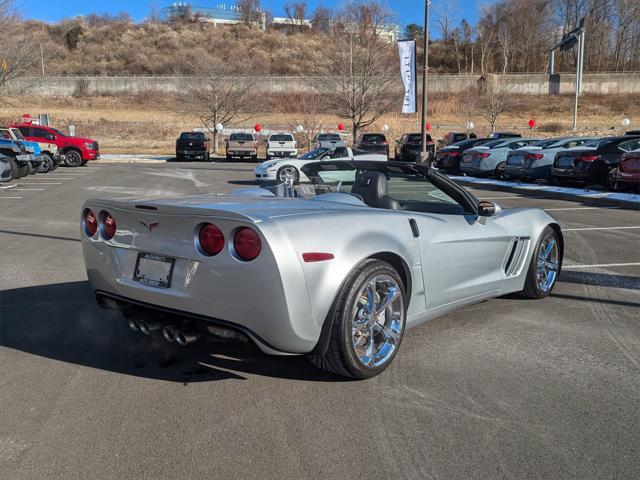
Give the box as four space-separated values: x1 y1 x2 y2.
573 28 585 131
40 43 45 77
420 0 431 166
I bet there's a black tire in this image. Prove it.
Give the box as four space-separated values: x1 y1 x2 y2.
39 153 54 173
276 165 299 184
7 155 19 180
64 150 83 167
17 162 30 178
495 161 508 180
522 226 562 299
307 260 407 379
605 170 619 191
81 160 88 166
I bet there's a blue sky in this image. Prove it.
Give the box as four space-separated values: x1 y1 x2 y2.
19 0 485 33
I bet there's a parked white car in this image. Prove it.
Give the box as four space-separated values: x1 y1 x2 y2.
266 133 297 160
255 146 387 183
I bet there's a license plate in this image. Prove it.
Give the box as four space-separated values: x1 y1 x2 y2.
557 157 575 168
134 253 175 288
508 155 523 166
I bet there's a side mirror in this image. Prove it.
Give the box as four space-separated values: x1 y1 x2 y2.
46 134 56 140
478 201 502 217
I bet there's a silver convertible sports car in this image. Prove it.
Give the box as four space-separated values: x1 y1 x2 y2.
81 161 563 379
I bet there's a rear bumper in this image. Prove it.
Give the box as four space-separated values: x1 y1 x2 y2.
503 164 550 180
267 150 296 158
612 170 640 186
82 233 318 355
227 150 257 157
550 168 591 182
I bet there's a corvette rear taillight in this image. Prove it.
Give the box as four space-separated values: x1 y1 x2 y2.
525 153 544 161
577 155 599 162
198 223 225 256
101 212 117 240
234 227 261 261
84 209 97 237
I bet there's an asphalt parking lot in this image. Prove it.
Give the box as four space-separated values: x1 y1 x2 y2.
1 161 639 479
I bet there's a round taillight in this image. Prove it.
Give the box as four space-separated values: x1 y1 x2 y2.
234 227 261 261
84 209 97 236
102 212 117 240
198 223 225 256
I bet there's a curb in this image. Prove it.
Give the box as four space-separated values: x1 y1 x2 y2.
449 176 640 210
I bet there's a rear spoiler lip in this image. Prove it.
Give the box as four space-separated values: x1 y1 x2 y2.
83 199 259 223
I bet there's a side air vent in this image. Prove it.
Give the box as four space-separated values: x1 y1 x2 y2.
504 237 531 277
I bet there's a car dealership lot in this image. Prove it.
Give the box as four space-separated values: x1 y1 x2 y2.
1 162 639 479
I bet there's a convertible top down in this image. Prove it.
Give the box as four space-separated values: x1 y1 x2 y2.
82 161 563 379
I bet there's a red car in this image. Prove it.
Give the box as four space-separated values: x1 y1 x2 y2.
607 150 640 192
11 123 99 167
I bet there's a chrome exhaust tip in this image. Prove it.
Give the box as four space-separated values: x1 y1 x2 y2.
128 318 141 332
139 320 162 335
174 329 201 347
162 325 177 343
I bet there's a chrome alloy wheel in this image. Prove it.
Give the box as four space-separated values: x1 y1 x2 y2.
278 166 297 183
536 238 559 292
351 274 405 368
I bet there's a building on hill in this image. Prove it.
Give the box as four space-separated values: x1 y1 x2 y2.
161 2 267 30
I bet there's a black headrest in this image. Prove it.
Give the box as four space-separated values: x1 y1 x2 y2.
352 171 400 210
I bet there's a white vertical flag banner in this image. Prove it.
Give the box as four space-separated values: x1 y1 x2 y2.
397 40 417 113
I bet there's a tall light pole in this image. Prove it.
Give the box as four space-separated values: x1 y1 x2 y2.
420 0 431 165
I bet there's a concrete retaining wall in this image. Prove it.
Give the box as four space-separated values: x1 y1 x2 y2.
5 73 640 96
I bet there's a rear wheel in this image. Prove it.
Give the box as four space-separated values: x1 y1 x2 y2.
276 165 299 184
522 226 561 299
64 150 83 167
39 153 54 173
307 260 407 379
495 161 508 180
17 161 30 178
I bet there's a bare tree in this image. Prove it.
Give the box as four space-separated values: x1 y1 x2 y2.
310 1 400 142
284 1 307 30
237 0 262 27
311 6 332 32
288 93 325 151
0 0 36 94
182 62 257 153
476 81 511 132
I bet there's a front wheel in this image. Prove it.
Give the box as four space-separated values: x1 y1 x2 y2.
64 150 83 167
308 260 407 379
276 165 299 184
39 153 54 173
522 226 562 299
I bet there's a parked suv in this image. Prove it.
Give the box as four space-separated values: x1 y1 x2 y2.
355 133 389 157
225 132 258 161
394 133 435 162
0 137 33 178
550 136 640 186
266 133 297 159
175 131 210 161
12 123 99 167
1 127 59 173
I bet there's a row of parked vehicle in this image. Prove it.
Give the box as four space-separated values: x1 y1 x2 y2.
435 131 640 192
0 122 100 182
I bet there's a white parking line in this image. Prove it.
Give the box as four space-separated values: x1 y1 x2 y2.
13 188 46 191
564 226 640 232
564 262 640 269
15 182 63 185
31 177 76 180
478 196 528 200
545 206 617 211
0 196 23 199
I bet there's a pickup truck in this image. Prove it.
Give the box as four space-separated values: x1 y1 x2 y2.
0 127 54 173
225 133 258 161
175 131 210 161
265 133 297 159
0 138 35 179
12 123 99 167
314 133 346 149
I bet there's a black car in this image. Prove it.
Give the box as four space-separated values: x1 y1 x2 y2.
175 131 210 161
355 133 389 157
435 138 495 173
488 132 522 139
394 133 435 162
625 130 640 136
550 135 640 186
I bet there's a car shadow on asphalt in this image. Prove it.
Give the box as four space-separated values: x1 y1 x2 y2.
559 270 640 291
0 281 344 383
